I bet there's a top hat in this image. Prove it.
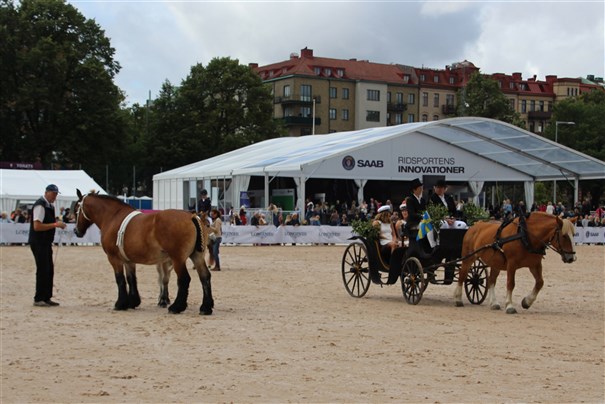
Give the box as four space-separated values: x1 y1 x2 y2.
410 178 423 190
435 179 448 188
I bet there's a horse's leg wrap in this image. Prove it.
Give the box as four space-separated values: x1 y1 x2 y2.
487 286 500 310
126 269 141 309
168 268 190 314
199 271 214 315
453 284 464 307
114 272 129 311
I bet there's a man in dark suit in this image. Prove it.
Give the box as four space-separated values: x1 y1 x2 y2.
197 189 211 214
430 179 456 217
405 178 426 235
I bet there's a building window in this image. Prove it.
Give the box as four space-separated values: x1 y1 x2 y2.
366 110 380 122
420 74 425 82
342 88 349 100
403 75 410 83
367 89 380 101
283 85 291 97
324 68 332 76
539 100 544 111
434 75 439 83
509 99 515 110
337 68 344 77
387 92 392 103
422 92 428 107
446 94 455 106
433 115 439 121
342 109 349 121
497 80 502 88
433 93 440 107
408 114 415 123
314 67 321 75
408 93 415 104
396 92 403 104
421 114 428 122
548 101 553 111
530 100 535 112
510 82 515 89
449 76 455 85
301 106 311 117
329 87 337 99
394 113 402 124
521 100 527 113
301 85 312 102
284 107 293 117
329 108 337 120
301 127 311 136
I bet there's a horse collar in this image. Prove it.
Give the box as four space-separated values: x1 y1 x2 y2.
79 194 92 221
116 211 143 262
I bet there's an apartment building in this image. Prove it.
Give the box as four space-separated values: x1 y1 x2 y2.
252 48 604 136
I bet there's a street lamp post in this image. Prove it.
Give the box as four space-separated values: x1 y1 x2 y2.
553 121 575 204
555 120 575 143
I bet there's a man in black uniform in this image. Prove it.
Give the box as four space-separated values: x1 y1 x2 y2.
430 179 456 217
197 189 211 214
405 178 426 238
29 184 66 307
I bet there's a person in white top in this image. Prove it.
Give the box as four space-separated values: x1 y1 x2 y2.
373 205 399 253
546 201 555 215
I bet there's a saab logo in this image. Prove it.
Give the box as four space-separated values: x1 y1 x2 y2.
357 159 384 168
342 156 355 170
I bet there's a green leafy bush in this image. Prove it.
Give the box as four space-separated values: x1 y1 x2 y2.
351 219 380 241
426 203 450 232
463 202 489 226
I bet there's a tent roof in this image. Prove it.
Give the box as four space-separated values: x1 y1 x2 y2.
154 117 605 182
0 169 106 201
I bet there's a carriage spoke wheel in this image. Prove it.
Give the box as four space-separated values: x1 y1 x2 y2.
401 257 425 305
341 242 371 298
465 259 488 305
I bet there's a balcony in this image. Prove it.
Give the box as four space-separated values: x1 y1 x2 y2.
387 102 407 112
274 94 321 105
527 110 552 120
441 104 456 115
281 116 321 126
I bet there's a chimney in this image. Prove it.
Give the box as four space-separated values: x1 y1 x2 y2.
300 47 314 58
248 63 259 69
545 75 557 84
512 72 522 80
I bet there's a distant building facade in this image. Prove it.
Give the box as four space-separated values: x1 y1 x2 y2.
252 47 604 136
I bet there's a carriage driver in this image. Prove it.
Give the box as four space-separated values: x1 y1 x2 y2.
405 178 426 240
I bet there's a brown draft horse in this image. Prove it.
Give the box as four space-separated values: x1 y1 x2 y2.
454 212 576 314
74 189 214 315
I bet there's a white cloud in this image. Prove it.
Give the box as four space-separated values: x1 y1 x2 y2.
420 0 474 17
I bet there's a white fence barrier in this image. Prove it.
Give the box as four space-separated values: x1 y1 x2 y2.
1 223 603 245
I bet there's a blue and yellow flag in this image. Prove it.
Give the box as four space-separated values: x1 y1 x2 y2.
417 211 433 240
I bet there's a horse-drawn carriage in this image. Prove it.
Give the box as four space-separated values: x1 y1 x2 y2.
342 228 488 305
342 211 577 314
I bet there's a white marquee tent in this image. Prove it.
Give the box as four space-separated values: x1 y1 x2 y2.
0 169 106 213
153 117 605 213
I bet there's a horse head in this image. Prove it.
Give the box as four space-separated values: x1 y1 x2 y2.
551 215 577 263
74 188 94 237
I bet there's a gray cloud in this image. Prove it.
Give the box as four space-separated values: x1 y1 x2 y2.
71 1 603 106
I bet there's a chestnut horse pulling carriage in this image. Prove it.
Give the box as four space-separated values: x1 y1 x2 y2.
342 211 576 313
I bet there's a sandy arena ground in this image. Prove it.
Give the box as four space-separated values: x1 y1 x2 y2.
1 243 604 403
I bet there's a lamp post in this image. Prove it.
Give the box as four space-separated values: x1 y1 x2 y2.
555 120 574 143
312 97 316 135
553 121 575 203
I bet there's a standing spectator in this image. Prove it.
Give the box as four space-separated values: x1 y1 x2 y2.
329 209 340 226
197 189 211 214
239 206 248 225
29 184 66 307
209 209 223 271
1 211 13 224
546 201 555 215
289 213 301 226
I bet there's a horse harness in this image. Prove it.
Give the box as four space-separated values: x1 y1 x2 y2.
116 210 143 262
491 213 547 256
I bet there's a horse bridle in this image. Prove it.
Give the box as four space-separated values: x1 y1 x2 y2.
546 226 576 256
76 194 92 223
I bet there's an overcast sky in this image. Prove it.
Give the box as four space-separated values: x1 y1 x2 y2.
69 0 605 106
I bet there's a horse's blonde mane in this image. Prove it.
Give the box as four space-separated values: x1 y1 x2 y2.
561 218 575 238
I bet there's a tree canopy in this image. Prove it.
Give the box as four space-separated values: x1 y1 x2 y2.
0 0 128 180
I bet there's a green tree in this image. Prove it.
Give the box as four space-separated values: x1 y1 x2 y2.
457 72 525 127
0 0 128 184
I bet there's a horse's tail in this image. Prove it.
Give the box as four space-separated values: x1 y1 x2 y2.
191 214 204 252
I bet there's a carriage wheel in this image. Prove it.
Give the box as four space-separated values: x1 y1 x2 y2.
401 257 426 305
341 242 371 298
464 259 488 305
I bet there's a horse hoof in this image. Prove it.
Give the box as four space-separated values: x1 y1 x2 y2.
521 298 530 309
506 307 517 314
158 302 168 308
168 303 186 314
455 301 464 307
199 309 213 315
490 304 501 311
